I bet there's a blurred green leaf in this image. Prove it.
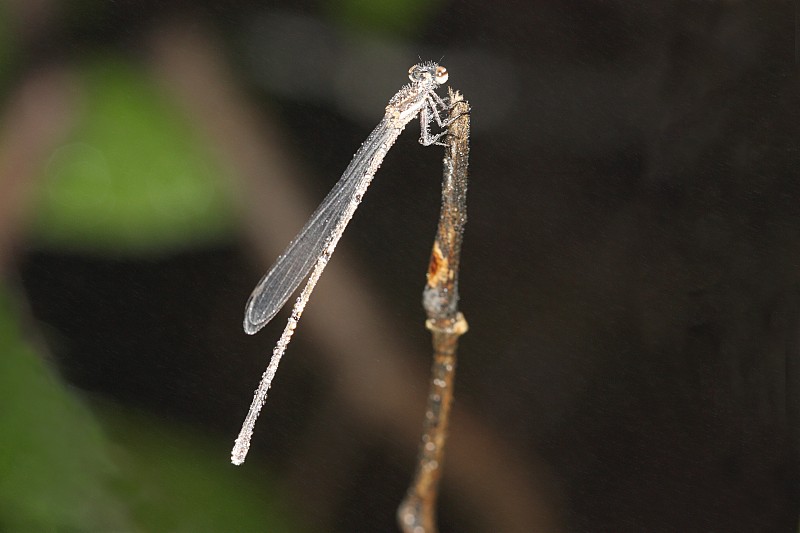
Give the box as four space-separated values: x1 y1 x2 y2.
0 285 306 532
95 404 304 533
31 58 237 255
0 287 131 531
326 0 442 36
0 4 11 84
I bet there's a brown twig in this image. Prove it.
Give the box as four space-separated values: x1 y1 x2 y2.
398 89 470 533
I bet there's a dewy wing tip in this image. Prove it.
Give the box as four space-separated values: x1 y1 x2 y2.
243 303 264 334
243 316 262 335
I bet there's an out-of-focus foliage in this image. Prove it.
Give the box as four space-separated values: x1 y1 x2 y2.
0 3 10 85
96 405 303 533
0 286 130 531
0 286 304 532
30 58 237 255
325 0 442 36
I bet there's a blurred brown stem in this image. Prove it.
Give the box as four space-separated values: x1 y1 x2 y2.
0 66 76 274
398 90 470 533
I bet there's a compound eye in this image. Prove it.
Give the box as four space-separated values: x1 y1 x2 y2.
435 66 448 84
408 65 420 82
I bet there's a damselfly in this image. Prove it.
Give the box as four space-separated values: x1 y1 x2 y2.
232 61 451 465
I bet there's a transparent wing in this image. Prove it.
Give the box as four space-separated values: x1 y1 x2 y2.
243 119 395 334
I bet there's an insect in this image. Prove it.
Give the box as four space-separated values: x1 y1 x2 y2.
232 62 451 465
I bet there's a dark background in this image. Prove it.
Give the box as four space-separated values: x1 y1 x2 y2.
1 1 798 532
